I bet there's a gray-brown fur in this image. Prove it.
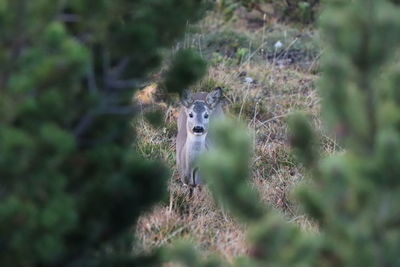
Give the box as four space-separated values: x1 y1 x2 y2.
176 88 224 187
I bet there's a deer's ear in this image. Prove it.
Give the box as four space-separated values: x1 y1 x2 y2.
206 87 223 107
181 90 193 107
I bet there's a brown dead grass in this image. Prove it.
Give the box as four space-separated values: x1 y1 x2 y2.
134 10 325 263
136 184 248 263
134 83 158 105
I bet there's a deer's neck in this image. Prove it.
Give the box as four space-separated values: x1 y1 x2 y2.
186 133 207 163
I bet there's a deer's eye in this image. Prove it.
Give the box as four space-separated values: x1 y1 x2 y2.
204 113 209 119
189 113 194 118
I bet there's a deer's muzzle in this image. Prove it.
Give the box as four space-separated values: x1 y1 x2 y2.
192 126 205 135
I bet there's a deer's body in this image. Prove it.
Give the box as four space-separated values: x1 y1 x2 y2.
176 89 224 186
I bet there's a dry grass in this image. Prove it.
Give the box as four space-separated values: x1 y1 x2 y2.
134 10 327 263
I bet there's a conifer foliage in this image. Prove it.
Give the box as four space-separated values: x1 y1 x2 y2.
200 0 400 266
0 0 206 266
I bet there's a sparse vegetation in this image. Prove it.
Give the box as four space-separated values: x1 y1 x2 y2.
136 0 400 265
134 9 321 261
216 0 320 25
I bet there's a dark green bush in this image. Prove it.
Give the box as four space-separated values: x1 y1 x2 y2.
0 0 206 266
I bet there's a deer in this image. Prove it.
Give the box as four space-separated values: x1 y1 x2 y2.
176 88 224 190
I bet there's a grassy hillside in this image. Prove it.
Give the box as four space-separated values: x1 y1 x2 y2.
133 9 330 262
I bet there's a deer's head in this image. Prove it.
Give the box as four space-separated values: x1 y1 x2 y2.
181 88 222 136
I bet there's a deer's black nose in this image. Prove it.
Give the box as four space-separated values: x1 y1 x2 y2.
193 126 204 133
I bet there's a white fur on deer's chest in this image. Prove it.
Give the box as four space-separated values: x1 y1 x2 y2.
186 135 207 166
